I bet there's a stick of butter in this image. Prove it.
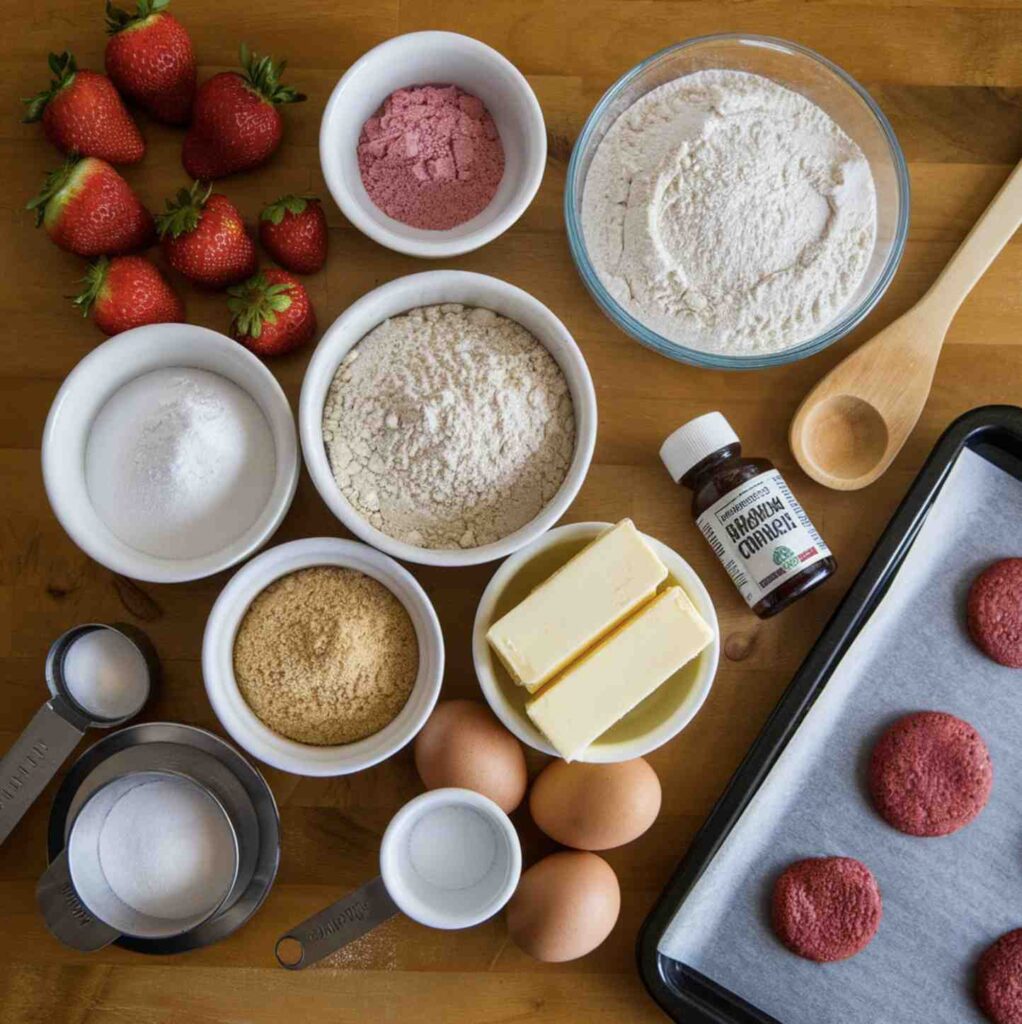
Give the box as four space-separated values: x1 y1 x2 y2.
525 586 713 762
486 520 668 692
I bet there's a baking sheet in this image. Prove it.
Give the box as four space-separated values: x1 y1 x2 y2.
659 447 1022 1024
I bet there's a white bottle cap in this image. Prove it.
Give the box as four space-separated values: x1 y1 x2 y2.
659 412 740 483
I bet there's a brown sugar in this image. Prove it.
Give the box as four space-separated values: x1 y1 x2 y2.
233 566 419 745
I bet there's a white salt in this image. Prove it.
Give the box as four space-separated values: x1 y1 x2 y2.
407 805 497 890
98 778 237 921
62 628 149 720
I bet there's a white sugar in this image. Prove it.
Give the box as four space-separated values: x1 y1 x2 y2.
62 628 148 720
85 367 276 560
98 778 236 921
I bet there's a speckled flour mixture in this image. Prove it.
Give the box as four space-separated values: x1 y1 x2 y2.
582 69 877 355
322 304 575 549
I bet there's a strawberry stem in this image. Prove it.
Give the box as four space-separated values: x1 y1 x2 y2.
21 51 77 123
238 43 306 105
227 271 295 339
259 194 316 225
73 257 111 316
156 181 213 239
105 0 170 34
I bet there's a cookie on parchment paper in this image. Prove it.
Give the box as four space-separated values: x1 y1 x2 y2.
771 856 882 963
968 559 1022 669
869 711 992 837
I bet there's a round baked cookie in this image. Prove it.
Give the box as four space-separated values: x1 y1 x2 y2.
969 559 1022 668
977 929 1022 1024
869 711 993 837
771 857 882 963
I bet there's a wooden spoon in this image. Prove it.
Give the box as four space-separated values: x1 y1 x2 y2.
790 158 1022 491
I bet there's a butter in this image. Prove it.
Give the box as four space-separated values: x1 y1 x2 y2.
486 520 668 692
525 586 713 761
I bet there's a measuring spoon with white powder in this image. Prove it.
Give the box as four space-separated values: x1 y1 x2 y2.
275 789 521 969
0 623 158 846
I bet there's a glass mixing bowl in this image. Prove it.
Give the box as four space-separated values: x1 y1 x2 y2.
564 34 910 370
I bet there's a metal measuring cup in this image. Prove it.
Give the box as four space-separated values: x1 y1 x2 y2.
276 788 522 970
0 623 158 846
36 768 240 951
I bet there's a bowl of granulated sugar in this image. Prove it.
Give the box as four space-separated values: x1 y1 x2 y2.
320 31 546 258
299 270 597 568
203 537 444 777
42 324 299 583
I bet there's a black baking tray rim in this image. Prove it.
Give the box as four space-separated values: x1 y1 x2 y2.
636 404 1022 1023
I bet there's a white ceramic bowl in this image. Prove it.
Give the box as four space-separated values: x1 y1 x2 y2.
42 325 299 584
319 31 546 258
299 271 597 568
380 789 521 930
202 537 444 776
473 522 720 762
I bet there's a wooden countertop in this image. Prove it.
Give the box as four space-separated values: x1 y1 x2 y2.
1 2 1019 1020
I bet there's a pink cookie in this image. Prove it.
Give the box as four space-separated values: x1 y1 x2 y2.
869 711 992 837
977 929 1022 1024
968 559 1022 668
771 857 882 963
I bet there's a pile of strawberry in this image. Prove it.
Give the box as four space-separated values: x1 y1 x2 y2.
22 0 328 357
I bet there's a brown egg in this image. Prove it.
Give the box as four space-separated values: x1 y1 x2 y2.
506 851 620 962
529 758 661 850
413 699 527 813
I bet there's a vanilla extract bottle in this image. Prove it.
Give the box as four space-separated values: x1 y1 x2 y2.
660 412 836 618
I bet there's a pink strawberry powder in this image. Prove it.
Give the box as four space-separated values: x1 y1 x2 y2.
357 85 505 231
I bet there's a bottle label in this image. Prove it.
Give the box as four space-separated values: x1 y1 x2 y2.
696 470 831 608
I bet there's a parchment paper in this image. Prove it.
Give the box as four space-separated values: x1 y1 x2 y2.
659 447 1022 1024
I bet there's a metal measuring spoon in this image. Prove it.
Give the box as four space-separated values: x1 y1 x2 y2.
275 789 521 970
0 623 158 846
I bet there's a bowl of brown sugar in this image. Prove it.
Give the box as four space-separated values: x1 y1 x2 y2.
202 537 444 775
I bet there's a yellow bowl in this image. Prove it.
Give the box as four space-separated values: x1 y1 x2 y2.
472 522 719 762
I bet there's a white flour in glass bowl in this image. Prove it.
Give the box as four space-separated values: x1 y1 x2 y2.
581 69 877 357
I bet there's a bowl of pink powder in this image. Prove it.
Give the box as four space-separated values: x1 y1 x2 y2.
320 31 546 258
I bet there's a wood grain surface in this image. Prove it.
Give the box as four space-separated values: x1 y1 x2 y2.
1 2 1019 1021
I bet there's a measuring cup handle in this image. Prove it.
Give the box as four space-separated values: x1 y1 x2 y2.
275 875 399 970
36 849 120 951
0 700 85 846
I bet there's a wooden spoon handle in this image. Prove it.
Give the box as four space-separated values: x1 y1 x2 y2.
923 158 1022 323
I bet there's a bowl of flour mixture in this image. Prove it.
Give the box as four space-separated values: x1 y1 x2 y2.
299 271 597 567
566 34 909 368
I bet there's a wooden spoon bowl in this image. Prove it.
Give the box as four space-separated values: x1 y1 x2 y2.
791 158 1022 490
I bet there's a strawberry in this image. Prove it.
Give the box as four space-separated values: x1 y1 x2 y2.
228 268 316 356
156 181 258 288
22 51 144 164
27 157 155 257
105 0 196 125
74 255 184 335
259 194 328 274
182 44 305 179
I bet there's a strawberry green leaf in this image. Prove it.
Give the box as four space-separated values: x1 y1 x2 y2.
106 0 171 33
22 51 77 123
259 194 316 224
238 43 306 106
26 157 80 227
73 257 111 317
227 271 295 339
156 181 212 239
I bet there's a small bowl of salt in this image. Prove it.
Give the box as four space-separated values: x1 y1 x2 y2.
42 323 299 583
